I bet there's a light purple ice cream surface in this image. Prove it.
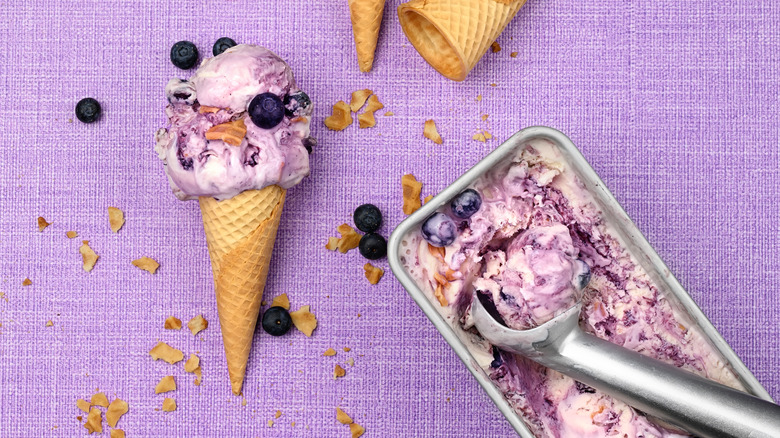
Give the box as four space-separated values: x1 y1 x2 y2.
400 138 744 438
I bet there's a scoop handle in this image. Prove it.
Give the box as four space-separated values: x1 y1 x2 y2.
544 328 780 438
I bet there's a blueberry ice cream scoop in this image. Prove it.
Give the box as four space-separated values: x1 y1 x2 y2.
473 224 582 330
155 44 314 201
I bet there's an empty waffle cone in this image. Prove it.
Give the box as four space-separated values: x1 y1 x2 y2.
398 0 527 81
349 0 386 72
199 185 286 395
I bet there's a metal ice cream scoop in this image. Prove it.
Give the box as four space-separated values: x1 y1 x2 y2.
472 285 780 438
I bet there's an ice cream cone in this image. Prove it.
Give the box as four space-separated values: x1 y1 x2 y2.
397 0 527 81
199 185 286 395
349 0 386 72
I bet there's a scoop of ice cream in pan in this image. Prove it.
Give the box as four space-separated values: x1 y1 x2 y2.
438 188 780 438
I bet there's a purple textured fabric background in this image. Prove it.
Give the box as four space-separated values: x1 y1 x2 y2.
0 0 778 437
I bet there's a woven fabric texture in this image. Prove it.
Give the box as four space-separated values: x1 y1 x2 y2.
0 0 777 437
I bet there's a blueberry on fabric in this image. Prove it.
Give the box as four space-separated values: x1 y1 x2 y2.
359 233 387 260
170 41 199 70
212 37 237 56
354 204 382 233
75 98 101 123
450 189 482 219
421 212 457 247
262 306 292 336
248 92 285 129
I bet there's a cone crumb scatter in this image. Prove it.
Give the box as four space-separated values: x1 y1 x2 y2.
184 354 200 373
66 231 78 238
155 376 177 394
334 364 346 378
270 293 290 310
350 89 373 112
107 207 125 233
423 120 443 144
45 320 53 327
336 407 353 424
358 95 384 128
364 263 384 284
110 430 126 438
325 236 340 250
323 348 337 357
164 316 182 330
79 241 99 272
384 111 394 116
324 101 353 131
326 224 361 253
402 174 423 214
472 130 493 142
350 422 366 438
76 399 91 413
22 278 32 286
149 342 184 364
162 398 177 412
37 216 51 231
90 392 109 408
275 410 282 419
84 408 102 434
510 51 518 58
290 305 317 337
491 41 501 52
132 257 160 274
187 314 208 335
106 398 128 428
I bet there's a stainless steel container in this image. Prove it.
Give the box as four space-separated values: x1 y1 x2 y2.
387 126 774 437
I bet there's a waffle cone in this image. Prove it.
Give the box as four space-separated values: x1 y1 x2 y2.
398 0 527 81
349 0 386 72
199 185 286 395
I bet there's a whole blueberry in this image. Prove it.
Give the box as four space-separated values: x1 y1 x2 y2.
421 212 457 247
359 233 387 260
283 91 312 117
450 189 482 219
170 41 199 70
261 306 292 336
353 204 382 233
75 98 101 123
249 92 285 129
212 37 237 56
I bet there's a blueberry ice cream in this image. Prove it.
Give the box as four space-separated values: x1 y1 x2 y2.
155 44 313 201
400 138 744 437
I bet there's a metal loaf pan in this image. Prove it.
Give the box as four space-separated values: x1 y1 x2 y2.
387 126 773 437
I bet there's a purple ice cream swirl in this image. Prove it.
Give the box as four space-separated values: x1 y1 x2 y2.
473 224 584 330
155 44 314 201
